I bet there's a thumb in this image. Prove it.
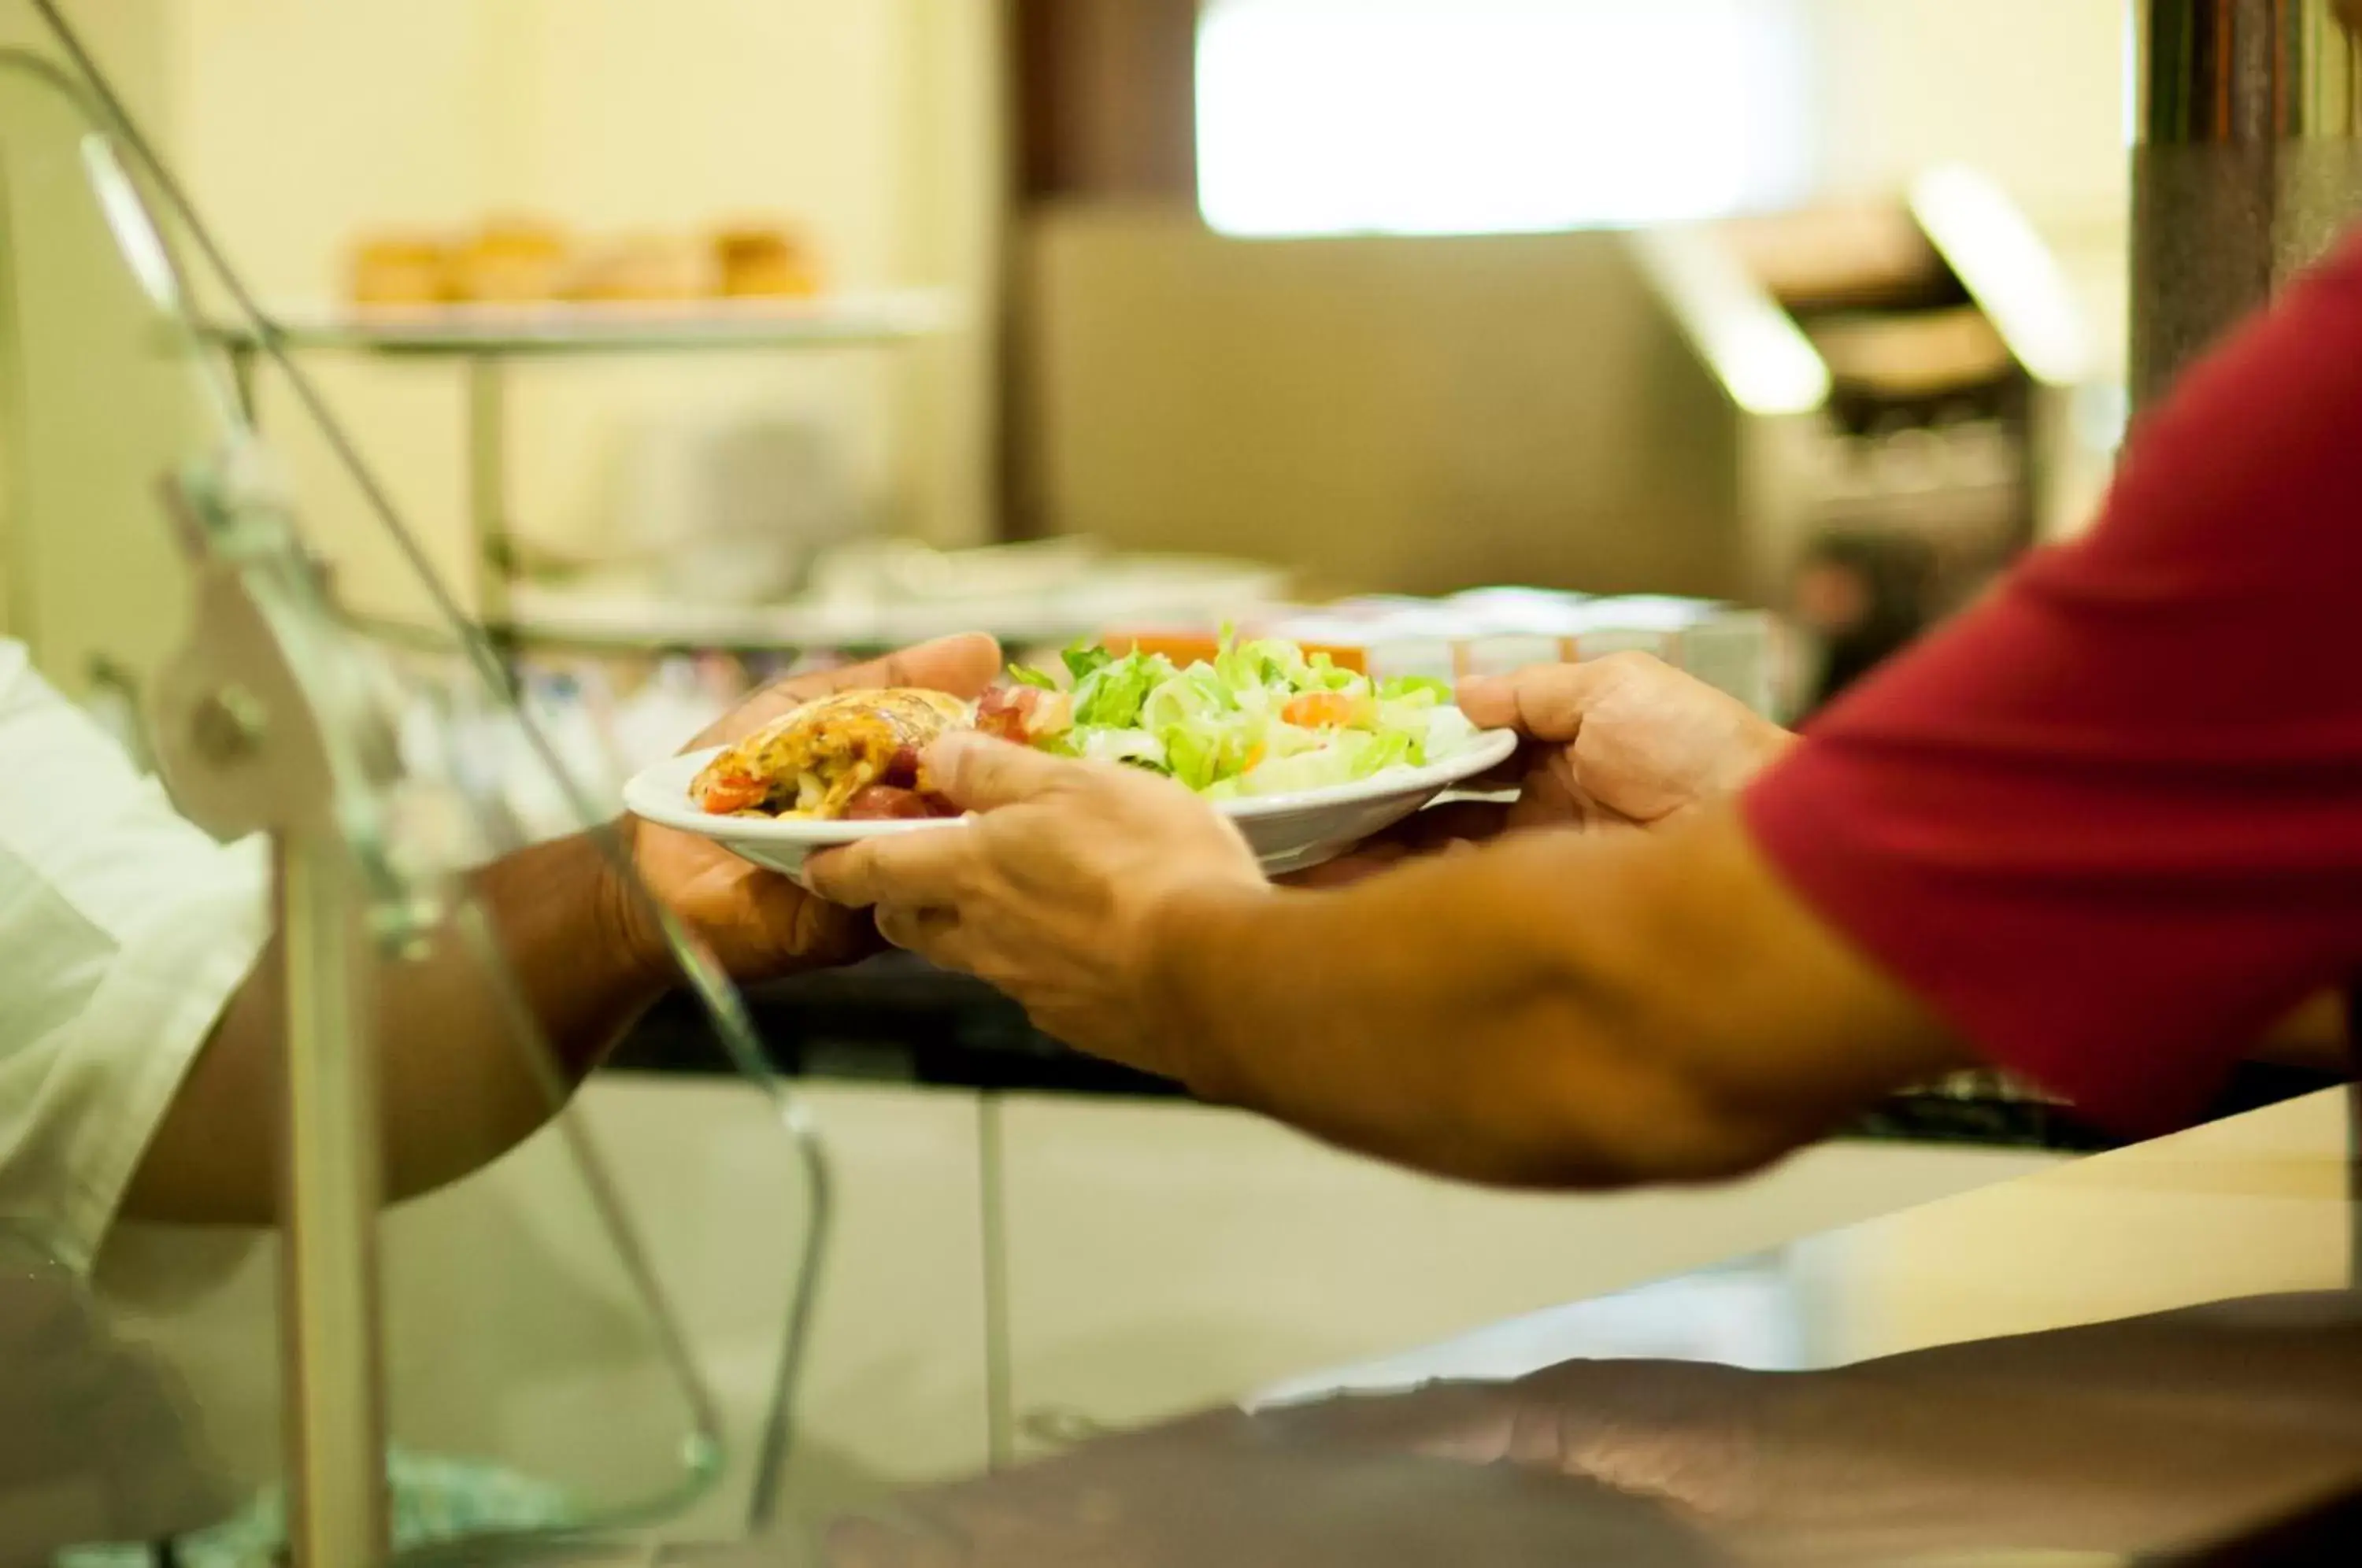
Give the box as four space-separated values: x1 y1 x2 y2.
1456 664 1609 744
923 730 1077 812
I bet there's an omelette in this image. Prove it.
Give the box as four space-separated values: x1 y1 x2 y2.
691 688 975 820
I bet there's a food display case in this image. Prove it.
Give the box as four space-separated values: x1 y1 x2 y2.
3 4 2356 1565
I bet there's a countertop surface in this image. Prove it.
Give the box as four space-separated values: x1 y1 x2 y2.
6 1087 2355 1566
797 1085 2362 1566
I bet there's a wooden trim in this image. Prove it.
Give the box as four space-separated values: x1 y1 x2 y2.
1010 0 1200 201
1000 0 1205 540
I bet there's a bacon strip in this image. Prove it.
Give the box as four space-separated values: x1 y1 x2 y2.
974 688 1032 744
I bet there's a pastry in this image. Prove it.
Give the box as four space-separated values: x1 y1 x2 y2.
712 224 822 299
348 235 453 307
451 217 572 304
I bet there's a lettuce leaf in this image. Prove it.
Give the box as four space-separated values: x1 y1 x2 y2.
1305 652 1364 693
1073 653 1168 730
1163 724 1224 793
1377 675 1452 707
1012 632 1474 798
1353 727 1420 778
1062 642 1114 683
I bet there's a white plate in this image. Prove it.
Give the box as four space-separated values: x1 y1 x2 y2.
623 729 1520 879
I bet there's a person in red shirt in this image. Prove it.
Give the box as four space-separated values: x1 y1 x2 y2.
804 213 2362 1187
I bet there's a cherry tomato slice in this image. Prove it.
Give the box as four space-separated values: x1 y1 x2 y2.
698 772 768 815
1282 692 1358 729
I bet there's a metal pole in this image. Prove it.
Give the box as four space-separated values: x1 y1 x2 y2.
465 355 517 679
229 342 260 427
2133 0 2362 1289
276 828 390 1567
2131 0 2362 408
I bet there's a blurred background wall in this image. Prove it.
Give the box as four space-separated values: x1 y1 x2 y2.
5 0 2134 631
1015 0 2131 601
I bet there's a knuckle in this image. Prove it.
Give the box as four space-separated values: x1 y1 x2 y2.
1592 650 1660 676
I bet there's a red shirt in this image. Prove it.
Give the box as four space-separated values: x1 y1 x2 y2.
1742 232 2362 1135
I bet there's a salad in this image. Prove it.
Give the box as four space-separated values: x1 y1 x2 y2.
987 635 1482 800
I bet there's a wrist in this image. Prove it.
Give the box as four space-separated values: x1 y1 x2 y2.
1717 722 1799 796
590 819 676 995
1137 878 1274 1100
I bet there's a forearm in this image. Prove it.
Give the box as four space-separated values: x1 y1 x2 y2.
2253 991 2352 1072
125 829 669 1226
1147 815 1949 1189
1701 1305 2362 1554
1264 1299 2362 1552
1151 872 1583 1185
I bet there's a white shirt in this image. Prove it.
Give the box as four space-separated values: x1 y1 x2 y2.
0 640 268 1271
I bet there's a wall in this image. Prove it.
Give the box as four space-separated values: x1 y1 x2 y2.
1025 213 1753 599
8 2 2139 643
1806 0 2134 376
1024 1 2140 596
158 0 1001 623
0 0 187 679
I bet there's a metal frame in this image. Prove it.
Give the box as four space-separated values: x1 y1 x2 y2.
150 450 408 1565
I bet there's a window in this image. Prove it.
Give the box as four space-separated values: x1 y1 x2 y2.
1197 0 1812 238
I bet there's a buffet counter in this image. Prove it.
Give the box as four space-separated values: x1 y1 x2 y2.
15 1080 2353 1566
811 1084 2359 1566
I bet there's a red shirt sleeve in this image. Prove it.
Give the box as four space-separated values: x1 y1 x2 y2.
1742 232 2362 1135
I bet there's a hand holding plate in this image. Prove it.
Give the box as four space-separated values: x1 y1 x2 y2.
806 730 1268 1075
616 634 1002 980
